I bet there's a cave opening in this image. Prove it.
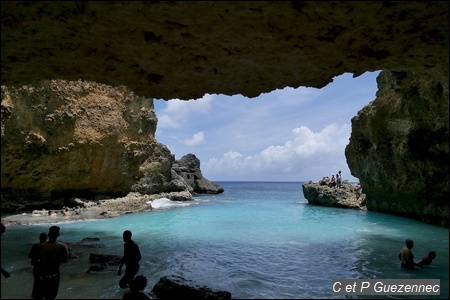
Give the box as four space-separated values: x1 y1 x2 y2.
153 71 380 183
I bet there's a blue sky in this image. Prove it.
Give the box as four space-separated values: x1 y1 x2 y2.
154 71 381 182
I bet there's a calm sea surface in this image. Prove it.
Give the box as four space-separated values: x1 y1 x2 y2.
1 182 448 299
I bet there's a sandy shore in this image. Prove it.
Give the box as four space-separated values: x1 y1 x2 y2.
1 191 192 227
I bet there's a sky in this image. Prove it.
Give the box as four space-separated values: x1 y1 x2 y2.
153 71 381 183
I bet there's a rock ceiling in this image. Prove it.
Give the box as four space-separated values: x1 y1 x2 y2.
1 1 448 100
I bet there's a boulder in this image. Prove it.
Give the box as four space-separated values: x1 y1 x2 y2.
87 263 108 273
302 181 365 209
152 275 232 299
172 154 224 194
88 253 121 266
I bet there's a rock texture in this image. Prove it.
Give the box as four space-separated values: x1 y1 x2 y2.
345 71 449 227
151 275 232 299
1 2 448 99
0 80 200 212
302 180 366 210
172 154 224 194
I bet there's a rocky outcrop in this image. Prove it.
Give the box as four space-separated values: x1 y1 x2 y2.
0 80 159 210
0 80 200 212
151 275 232 299
172 154 224 194
345 71 449 227
1 2 447 99
302 180 365 210
130 147 190 195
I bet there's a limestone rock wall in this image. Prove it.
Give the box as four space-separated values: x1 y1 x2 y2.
1 2 448 98
1 80 172 211
345 71 449 227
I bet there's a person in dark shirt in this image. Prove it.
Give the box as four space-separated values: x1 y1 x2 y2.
38 226 69 299
28 232 48 299
1 223 11 278
118 230 142 289
328 174 336 187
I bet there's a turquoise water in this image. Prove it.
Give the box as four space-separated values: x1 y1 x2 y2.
1 182 448 299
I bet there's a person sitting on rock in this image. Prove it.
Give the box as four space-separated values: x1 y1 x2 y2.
328 175 336 187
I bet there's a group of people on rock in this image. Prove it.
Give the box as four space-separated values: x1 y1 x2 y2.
328 170 342 188
1 223 151 299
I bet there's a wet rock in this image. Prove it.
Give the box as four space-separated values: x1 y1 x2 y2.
89 253 121 266
152 275 232 299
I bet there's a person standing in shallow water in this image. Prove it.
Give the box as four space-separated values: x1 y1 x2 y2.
118 230 142 289
1 223 11 278
38 226 69 299
398 238 424 270
28 232 48 299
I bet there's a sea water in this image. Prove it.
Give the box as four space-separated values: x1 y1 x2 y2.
1 182 448 299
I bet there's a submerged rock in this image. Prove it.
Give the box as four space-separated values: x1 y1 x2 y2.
152 275 232 299
89 253 121 266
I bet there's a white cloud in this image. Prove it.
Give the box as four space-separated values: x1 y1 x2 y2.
224 151 243 159
155 71 380 182
204 123 353 181
157 94 213 128
184 132 205 146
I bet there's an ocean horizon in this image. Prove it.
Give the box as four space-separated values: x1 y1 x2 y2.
1 181 448 299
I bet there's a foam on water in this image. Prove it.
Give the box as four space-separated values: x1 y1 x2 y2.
149 197 198 210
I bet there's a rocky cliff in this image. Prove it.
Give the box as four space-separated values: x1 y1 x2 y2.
345 71 449 227
0 2 448 226
1 80 221 212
